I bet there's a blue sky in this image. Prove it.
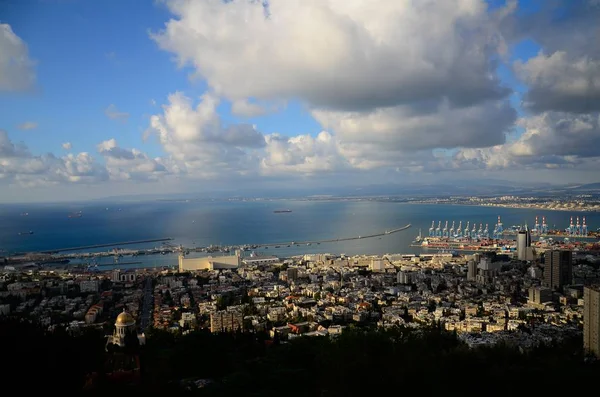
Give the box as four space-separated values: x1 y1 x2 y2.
1 0 599 202
1 0 322 157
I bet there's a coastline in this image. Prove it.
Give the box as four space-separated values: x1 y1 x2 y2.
403 202 600 213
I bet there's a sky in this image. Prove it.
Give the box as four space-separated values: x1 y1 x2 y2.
1 0 600 202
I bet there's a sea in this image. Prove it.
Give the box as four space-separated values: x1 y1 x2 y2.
1 200 599 270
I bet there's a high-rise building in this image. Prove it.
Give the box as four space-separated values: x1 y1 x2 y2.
467 260 478 281
517 225 532 261
543 250 572 290
528 286 552 304
397 271 413 284
287 267 299 281
584 285 600 357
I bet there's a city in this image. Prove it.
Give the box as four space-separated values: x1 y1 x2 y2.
3 222 600 391
3 0 600 394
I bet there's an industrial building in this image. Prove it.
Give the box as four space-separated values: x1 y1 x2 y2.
178 254 240 272
584 285 600 357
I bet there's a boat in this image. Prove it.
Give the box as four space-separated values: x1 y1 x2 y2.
20 212 29 216
18 231 34 235
273 209 292 213
68 211 82 218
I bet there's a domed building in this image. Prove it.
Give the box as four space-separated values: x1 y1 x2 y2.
106 309 145 350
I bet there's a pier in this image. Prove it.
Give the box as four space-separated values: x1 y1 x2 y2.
6 226 412 267
254 224 412 247
40 238 174 254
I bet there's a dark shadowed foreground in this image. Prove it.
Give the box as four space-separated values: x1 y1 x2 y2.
2 318 597 396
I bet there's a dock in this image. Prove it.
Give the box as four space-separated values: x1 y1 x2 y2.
40 238 174 254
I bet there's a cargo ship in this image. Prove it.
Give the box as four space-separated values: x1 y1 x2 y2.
68 211 83 218
273 209 292 213
18 231 34 235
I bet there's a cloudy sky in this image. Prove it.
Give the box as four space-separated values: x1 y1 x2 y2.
1 0 600 202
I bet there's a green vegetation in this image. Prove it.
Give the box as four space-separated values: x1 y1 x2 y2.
3 317 599 395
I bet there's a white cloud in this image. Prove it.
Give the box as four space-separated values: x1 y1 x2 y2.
147 91 265 179
105 104 130 122
149 0 520 180
516 51 600 113
452 111 600 171
153 0 511 111
0 24 36 93
231 99 267 117
97 138 170 181
313 99 515 152
0 130 109 186
62 142 72 150
261 131 350 175
17 121 38 130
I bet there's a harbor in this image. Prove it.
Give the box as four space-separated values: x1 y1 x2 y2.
2 224 412 269
412 215 600 254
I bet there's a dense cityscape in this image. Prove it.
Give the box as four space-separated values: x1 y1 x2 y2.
3 220 600 392
3 0 600 394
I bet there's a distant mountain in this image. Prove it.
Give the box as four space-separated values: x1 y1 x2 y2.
89 179 600 203
564 183 600 192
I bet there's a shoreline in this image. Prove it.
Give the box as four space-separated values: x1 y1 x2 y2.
402 202 600 213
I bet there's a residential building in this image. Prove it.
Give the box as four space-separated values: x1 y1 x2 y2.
584 285 600 357
543 250 572 290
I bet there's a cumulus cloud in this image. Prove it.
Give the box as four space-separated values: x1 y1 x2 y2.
149 0 521 180
231 99 268 117
516 52 600 113
262 131 350 175
0 130 108 186
313 99 516 152
97 138 169 181
0 24 36 93
62 142 72 150
17 121 38 130
452 112 600 171
147 92 266 179
105 104 130 122
507 0 600 59
152 0 511 111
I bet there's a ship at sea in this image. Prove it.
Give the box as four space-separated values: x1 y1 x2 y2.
68 211 83 218
273 209 292 213
18 231 34 235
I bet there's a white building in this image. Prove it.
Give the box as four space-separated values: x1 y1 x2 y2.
112 269 136 283
370 259 385 272
242 253 280 266
178 254 241 271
